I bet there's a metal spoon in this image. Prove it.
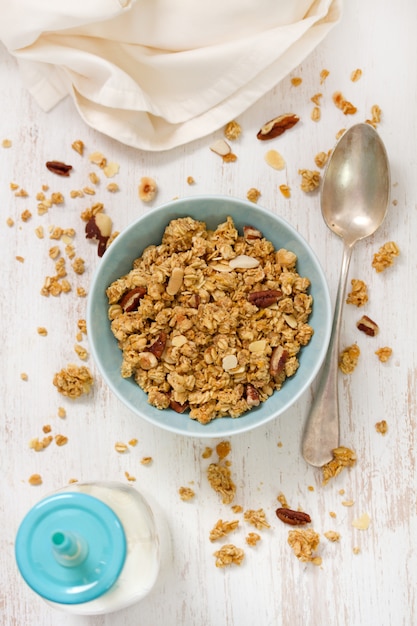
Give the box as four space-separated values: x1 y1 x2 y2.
302 123 390 467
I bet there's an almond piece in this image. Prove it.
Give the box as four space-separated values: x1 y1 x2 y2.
166 267 184 296
209 139 231 156
229 255 260 269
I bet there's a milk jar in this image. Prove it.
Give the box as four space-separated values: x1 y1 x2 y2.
15 481 169 615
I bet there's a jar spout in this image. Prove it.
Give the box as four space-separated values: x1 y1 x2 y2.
51 530 88 567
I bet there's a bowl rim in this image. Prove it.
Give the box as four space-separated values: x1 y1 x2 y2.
87 194 331 438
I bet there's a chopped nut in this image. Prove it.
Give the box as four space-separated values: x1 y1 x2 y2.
243 225 262 242
213 544 244 568
138 176 157 202
257 113 299 140
119 287 146 312
339 344 360 374
375 420 388 435
179 486 195 501
356 315 379 337
85 213 112 257
248 289 282 308
375 346 392 362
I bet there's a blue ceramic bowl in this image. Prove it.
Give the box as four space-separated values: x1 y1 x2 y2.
87 195 331 438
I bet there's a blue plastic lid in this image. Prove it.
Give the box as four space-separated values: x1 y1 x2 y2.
15 491 127 605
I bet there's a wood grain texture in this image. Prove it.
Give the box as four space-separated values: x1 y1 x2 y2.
1 0 416 624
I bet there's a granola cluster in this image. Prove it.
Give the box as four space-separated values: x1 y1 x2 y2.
107 216 313 424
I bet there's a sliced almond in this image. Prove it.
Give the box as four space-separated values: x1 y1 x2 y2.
265 149 286 170
171 335 188 347
166 267 184 295
210 139 231 157
229 255 260 269
248 339 267 353
222 354 238 371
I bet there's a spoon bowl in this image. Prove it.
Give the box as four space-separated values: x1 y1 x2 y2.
302 123 390 467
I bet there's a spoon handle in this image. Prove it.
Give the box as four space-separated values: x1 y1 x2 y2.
301 242 353 467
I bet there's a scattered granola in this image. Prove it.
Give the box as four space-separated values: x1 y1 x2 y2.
140 456 153 465
224 120 242 141
37 327 48 336
55 434 68 447
375 420 388 435
322 446 357 486
245 532 261 546
375 346 392 362
311 106 321 122
243 508 270 530
216 441 231 460
202 447 213 459
350 68 363 82
279 184 291 198
107 216 313 423
287 528 321 565
52 364 93 398
338 344 360 374
115 442 128 453
291 77 302 87
209 519 239 541
332 91 357 115
366 104 382 128
246 187 261 203
28 474 43 486
179 486 195 501
372 241 400 272
71 139 85 155
213 544 244 568
314 151 330 169
320 69 330 84
207 462 236 504
298 169 320 192
346 278 368 306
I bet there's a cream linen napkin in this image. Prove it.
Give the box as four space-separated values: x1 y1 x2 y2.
0 0 342 151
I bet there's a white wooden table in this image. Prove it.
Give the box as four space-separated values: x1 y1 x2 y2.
1 1 416 624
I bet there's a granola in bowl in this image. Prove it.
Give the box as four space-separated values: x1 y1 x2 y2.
106 216 314 424
87 196 331 437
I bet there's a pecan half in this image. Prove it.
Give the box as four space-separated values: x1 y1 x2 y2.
46 161 73 176
245 383 260 408
356 315 379 336
276 507 311 526
269 346 288 379
148 332 167 359
256 113 300 141
248 289 282 308
119 287 146 312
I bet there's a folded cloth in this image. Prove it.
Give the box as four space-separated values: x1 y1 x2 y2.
0 0 342 151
